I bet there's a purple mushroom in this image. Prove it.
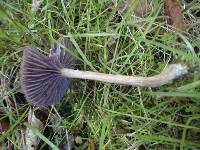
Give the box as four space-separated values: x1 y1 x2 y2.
20 37 187 106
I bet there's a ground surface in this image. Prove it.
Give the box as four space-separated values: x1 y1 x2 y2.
0 0 200 150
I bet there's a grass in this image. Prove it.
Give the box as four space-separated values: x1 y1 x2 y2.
0 0 200 149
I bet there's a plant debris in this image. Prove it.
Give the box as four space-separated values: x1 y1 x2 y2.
164 0 187 31
31 0 44 12
0 118 10 133
25 108 44 149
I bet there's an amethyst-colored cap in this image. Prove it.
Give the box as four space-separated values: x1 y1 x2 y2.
20 37 75 106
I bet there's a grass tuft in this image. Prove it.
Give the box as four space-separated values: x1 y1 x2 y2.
0 0 200 149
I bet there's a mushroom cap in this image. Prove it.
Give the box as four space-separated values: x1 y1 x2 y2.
20 37 75 106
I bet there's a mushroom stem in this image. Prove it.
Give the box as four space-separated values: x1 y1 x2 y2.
61 64 188 87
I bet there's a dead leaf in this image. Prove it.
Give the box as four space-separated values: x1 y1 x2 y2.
0 118 10 133
88 138 97 150
134 0 152 17
25 108 44 150
116 0 152 17
164 0 187 31
31 0 44 12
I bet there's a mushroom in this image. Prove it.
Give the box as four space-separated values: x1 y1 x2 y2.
20 37 188 106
